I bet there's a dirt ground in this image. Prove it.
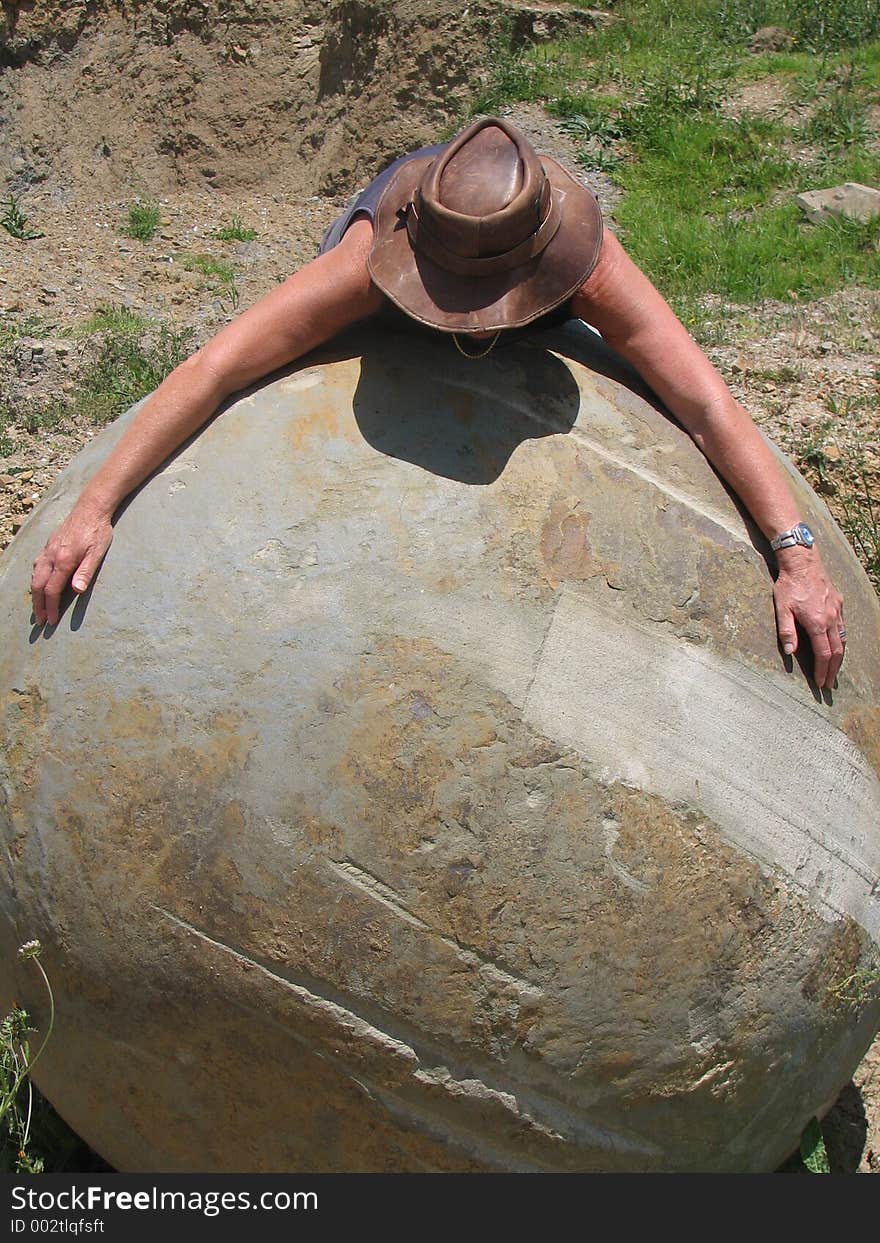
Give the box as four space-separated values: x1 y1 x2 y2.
1 0 878 1173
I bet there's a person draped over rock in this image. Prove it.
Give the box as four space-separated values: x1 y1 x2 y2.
30 117 846 687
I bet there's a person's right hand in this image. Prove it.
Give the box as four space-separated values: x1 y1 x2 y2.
31 501 114 626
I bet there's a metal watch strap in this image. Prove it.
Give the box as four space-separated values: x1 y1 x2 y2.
770 523 814 552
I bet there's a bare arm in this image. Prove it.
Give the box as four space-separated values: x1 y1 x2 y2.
31 219 384 625
571 232 845 689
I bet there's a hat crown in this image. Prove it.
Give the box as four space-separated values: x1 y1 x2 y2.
439 124 524 217
415 118 549 261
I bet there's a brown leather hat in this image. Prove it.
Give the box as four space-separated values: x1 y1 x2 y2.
367 116 603 334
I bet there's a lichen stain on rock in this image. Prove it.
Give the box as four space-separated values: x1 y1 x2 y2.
0 685 51 864
102 696 165 744
842 704 880 780
24 697 257 936
1 684 49 792
285 401 361 455
480 436 609 600
540 498 601 589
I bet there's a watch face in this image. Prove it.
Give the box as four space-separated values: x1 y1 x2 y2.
796 523 815 547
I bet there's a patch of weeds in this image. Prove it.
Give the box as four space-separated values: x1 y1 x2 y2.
801 441 830 481
752 363 803 383
552 97 626 171
183 253 236 284
21 404 64 436
801 61 870 147
786 0 880 52
122 200 160 242
829 966 880 1008
0 397 66 448
213 217 258 242
798 1117 830 1174
472 48 552 113
0 405 15 457
73 323 194 427
0 195 43 241
833 448 880 590
1 941 54 1174
0 315 52 352
181 253 240 313
78 304 148 337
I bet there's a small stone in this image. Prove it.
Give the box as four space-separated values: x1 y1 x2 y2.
818 341 834 354
747 26 794 53
795 183 880 226
11 517 24 533
823 444 842 463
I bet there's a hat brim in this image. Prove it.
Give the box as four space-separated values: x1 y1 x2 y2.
367 154 603 334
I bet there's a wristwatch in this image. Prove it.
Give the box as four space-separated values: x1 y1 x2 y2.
770 522 815 551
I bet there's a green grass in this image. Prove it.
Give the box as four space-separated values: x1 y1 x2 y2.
70 323 193 427
0 313 193 448
213 217 258 242
182 253 236 284
1 942 54 1174
472 0 880 310
77 305 148 337
0 195 43 241
0 315 52 353
180 254 240 312
122 200 161 242
0 407 14 457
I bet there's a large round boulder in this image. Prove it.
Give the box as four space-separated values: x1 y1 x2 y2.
1 321 879 1172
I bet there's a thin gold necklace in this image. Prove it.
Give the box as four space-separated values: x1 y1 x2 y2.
453 331 501 359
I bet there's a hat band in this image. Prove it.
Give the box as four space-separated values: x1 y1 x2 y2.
405 193 562 277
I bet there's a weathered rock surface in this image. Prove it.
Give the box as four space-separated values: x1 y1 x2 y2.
1 322 879 1172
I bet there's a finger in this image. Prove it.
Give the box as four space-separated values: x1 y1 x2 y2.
71 542 109 594
810 630 832 690
826 627 845 688
825 621 845 691
31 557 53 625
42 567 72 627
774 598 798 656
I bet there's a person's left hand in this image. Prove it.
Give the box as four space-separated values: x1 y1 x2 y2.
772 549 845 690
